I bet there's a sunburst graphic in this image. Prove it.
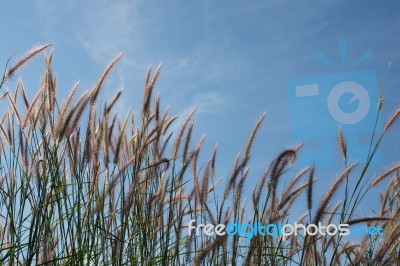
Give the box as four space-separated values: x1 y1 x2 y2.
316 39 373 69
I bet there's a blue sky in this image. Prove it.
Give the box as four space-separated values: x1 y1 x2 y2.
1 0 400 218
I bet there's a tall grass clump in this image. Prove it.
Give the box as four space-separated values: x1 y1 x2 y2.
0 46 399 265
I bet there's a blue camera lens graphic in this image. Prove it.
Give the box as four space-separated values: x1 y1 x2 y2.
327 81 370 125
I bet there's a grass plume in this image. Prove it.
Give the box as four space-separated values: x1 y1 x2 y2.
0 47 398 265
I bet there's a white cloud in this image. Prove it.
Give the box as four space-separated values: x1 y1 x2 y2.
75 1 137 63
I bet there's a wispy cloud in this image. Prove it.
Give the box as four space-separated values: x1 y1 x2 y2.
75 1 137 63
